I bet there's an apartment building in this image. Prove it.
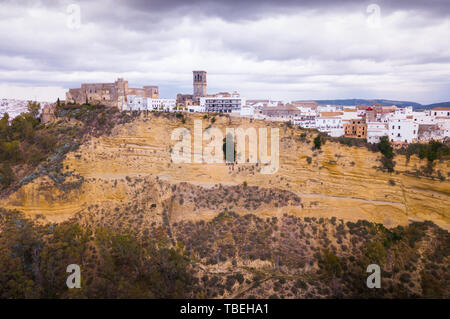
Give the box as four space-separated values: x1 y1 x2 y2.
344 119 367 138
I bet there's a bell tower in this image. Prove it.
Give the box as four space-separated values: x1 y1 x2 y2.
193 70 207 104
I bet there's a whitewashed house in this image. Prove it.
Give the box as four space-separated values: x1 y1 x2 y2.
293 115 316 129
388 118 419 143
412 111 435 125
367 122 389 143
431 107 450 118
315 112 344 136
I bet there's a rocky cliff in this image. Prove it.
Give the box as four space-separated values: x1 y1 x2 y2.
2 112 449 230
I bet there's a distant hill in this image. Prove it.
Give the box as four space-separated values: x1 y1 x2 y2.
420 101 450 110
294 99 450 110
294 99 423 109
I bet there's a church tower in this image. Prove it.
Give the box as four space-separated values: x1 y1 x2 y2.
193 70 207 104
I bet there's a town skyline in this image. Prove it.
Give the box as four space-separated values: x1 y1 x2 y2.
0 0 449 103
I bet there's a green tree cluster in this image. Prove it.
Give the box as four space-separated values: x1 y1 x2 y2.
0 209 197 298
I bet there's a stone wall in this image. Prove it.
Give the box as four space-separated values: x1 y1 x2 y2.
66 78 158 110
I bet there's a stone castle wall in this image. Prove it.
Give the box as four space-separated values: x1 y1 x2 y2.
66 78 158 110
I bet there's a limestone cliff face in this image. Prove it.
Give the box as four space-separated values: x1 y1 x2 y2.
2 113 449 229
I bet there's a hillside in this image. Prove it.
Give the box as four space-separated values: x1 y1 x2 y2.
295 99 423 108
0 110 449 298
421 102 450 110
2 112 449 229
300 98 449 110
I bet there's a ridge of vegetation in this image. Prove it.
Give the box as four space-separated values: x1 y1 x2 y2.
0 209 448 298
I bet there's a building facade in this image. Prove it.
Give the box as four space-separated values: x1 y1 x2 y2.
367 122 388 143
259 104 302 121
344 119 367 138
431 107 450 117
315 112 344 136
200 92 244 113
66 78 158 111
293 115 316 129
126 96 175 111
388 119 419 143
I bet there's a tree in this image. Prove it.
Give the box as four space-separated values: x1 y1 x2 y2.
0 163 14 188
27 101 41 118
377 136 395 172
0 113 10 140
0 140 21 162
377 136 393 159
313 135 322 150
10 113 37 141
321 249 341 277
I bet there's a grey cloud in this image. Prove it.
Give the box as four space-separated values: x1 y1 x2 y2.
0 0 449 103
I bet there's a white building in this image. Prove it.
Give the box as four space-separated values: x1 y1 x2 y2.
315 112 343 136
433 108 450 139
367 122 388 144
148 98 176 111
187 105 206 113
247 100 282 108
412 111 435 125
127 95 145 110
293 115 316 129
239 106 255 117
126 95 175 112
395 106 413 116
439 121 450 138
357 107 367 117
388 118 419 143
317 105 338 113
431 107 450 118
295 106 317 116
341 108 359 123
200 92 245 113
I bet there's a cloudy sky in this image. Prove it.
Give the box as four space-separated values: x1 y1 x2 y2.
0 0 449 104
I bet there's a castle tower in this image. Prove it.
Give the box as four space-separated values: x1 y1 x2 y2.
115 78 129 111
193 70 207 104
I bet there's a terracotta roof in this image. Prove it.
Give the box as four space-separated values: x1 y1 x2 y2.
319 112 343 117
261 104 300 112
292 101 318 108
432 107 450 110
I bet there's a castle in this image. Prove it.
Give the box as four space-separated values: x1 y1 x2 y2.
66 78 158 110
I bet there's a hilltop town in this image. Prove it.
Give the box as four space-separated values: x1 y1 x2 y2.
57 71 450 146
0 105 448 299
0 72 449 299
